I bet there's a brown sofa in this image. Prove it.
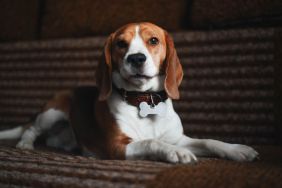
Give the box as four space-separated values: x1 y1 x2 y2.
0 27 281 187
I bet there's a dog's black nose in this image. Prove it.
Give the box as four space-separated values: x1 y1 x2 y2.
127 53 146 68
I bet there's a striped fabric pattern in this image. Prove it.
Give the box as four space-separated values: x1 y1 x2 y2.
0 145 281 188
0 27 281 144
0 146 171 188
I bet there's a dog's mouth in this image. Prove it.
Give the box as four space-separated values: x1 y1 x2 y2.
130 74 153 79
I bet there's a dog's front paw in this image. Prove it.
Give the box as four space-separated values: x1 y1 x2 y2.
165 147 198 164
226 144 259 162
16 140 34 150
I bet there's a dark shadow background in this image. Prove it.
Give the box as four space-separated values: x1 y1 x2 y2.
0 0 282 42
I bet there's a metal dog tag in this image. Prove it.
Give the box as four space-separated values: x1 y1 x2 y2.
139 102 167 118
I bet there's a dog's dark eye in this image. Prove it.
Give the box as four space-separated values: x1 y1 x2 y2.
148 37 159 45
116 40 128 48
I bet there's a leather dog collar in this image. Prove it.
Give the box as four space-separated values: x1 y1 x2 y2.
113 85 168 107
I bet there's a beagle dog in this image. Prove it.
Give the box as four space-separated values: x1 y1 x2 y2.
0 22 259 163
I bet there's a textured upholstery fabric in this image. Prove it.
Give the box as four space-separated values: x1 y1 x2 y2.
1 0 282 40
0 0 39 41
41 0 188 38
0 143 172 188
189 0 282 28
148 146 282 188
0 144 281 188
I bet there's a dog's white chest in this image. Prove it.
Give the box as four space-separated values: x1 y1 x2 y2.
107 92 183 143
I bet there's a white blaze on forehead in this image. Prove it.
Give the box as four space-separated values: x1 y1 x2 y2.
126 26 148 55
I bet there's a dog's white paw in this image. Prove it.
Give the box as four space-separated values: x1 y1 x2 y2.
226 144 259 162
165 147 198 164
16 140 34 150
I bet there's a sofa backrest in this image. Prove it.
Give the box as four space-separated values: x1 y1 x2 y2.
0 27 281 145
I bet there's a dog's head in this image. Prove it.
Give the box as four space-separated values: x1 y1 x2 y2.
96 22 183 101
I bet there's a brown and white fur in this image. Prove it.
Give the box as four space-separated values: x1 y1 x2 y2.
0 22 258 163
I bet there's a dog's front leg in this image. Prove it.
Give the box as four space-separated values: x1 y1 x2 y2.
176 135 259 162
126 139 197 164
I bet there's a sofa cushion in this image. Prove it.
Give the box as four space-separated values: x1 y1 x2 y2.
0 0 39 41
148 146 282 188
0 144 281 188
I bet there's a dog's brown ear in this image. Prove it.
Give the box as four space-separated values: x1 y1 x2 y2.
96 34 114 101
164 32 183 100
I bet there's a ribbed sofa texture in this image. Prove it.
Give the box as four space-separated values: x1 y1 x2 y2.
0 27 281 187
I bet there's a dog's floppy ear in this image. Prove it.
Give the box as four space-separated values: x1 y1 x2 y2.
164 32 184 100
96 34 114 101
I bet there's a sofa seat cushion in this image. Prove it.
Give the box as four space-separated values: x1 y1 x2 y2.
148 146 282 188
0 144 281 188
